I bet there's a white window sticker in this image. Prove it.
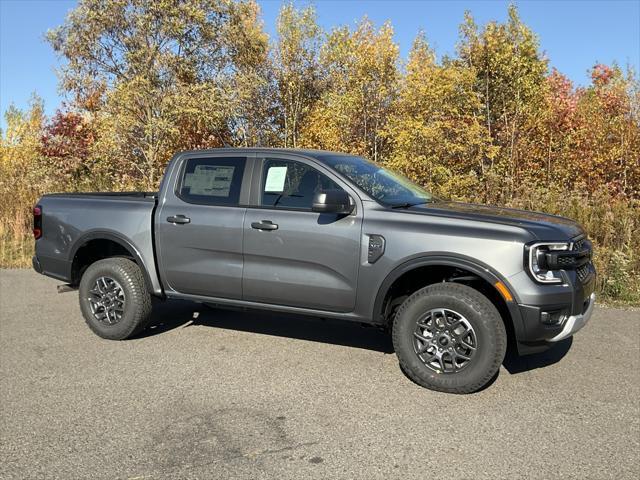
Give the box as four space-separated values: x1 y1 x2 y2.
264 166 288 193
184 165 235 197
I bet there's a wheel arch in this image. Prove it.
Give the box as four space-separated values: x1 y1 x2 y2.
373 253 525 344
68 230 156 295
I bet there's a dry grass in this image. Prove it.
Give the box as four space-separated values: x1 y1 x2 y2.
1 186 638 305
0 208 34 268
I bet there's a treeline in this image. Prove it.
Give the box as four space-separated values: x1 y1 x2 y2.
1 1 638 302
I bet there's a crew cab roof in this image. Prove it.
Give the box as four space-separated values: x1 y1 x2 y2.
173 147 358 163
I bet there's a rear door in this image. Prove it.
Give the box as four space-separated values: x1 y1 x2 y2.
156 153 252 298
242 156 362 312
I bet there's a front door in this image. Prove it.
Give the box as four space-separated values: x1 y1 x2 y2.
243 157 362 312
156 155 249 298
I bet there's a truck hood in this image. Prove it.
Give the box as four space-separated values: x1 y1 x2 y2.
408 200 584 240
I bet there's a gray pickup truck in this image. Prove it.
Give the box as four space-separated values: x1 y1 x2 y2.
32 148 596 393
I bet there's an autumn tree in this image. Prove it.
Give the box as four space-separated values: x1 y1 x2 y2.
536 69 578 184
1 2 638 299
301 18 399 162
273 3 323 148
48 0 269 188
0 96 47 246
40 109 95 186
458 5 548 199
385 33 495 199
0 96 46 191
518 65 640 196
223 0 276 147
571 65 640 195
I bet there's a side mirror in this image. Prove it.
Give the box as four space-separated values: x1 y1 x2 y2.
312 190 354 215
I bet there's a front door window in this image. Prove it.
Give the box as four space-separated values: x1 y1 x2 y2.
261 159 343 210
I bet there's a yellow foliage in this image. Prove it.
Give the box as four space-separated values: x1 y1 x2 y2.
1 2 638 303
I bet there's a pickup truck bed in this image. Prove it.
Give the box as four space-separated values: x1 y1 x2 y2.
33 192 162 295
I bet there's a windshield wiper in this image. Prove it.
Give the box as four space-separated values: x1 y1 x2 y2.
390 201 431 209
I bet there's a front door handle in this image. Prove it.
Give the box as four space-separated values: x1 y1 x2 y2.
167 214 191 224
251 220 278 231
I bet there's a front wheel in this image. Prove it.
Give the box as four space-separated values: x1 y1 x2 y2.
79 258 152 340
392 283 506 394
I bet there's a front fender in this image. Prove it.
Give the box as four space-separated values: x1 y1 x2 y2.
372 253 526 346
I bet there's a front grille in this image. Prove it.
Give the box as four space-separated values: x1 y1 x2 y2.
576 264 590 282
557 256 574 267
573 237 586 251
572 235 593 283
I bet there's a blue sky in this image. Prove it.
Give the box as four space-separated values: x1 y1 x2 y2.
1 0 639 131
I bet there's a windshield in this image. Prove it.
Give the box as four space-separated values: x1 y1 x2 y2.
320 155 434 207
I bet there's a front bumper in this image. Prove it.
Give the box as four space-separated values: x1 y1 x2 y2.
547 293 595 342
507 261 596 355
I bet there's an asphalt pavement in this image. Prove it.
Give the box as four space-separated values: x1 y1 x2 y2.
1 269 639 479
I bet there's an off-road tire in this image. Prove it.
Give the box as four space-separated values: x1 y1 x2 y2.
79 257 152 340
392 283 507 394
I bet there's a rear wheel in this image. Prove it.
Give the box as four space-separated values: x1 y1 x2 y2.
392 283 506 394
79 258 152 340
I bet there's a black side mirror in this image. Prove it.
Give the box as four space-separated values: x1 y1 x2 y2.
312 190 354 215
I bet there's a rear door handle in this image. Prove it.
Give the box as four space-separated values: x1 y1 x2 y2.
251 220 278 231
167 215 191 224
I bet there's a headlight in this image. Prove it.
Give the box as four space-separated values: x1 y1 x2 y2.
526 242 570 284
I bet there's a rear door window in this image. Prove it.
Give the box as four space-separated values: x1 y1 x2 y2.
179 157 246 206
